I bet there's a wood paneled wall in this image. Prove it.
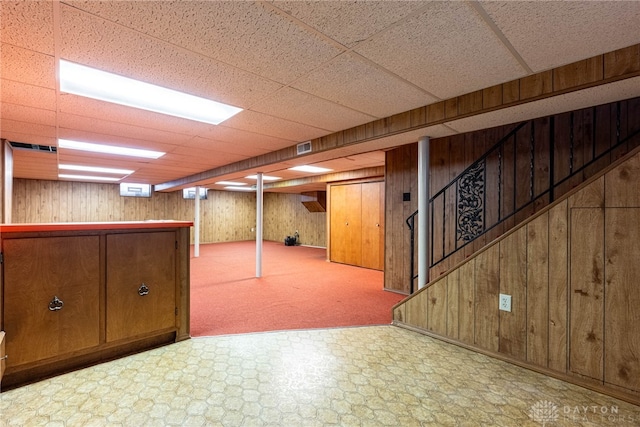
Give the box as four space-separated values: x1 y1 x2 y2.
384 144 418 292
393 147 640 404
11 179 256 244
263 192 326 247
11 179 328 247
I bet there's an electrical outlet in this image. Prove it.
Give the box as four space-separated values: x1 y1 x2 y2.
499 294 512 312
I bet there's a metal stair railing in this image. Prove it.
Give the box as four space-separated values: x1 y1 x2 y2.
406 101 640 293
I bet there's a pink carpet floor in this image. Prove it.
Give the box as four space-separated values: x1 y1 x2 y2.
189 241 405 336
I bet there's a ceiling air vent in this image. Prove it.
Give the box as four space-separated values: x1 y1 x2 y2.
296 141 312 155
9 141 57 153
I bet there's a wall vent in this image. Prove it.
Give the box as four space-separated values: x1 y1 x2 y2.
9 141 57 153
296 141 312 155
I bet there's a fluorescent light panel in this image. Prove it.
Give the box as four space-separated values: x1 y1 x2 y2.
245 174 281 181
224 186 255 191
58 174 121 182
215 181 247 186
289 165 332 173
59 164 134 174
58 139 165 159
59 60 242 125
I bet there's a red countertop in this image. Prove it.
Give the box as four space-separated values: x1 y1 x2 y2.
0 221 193 233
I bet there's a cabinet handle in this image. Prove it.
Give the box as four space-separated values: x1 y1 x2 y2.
48 296 64 311
376 223 380 227
0 355 7 360
138 283 150 296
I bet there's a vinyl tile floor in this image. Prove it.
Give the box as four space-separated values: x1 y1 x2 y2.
1 326 638 426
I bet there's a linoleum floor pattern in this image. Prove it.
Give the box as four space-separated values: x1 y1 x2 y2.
1 326 638 426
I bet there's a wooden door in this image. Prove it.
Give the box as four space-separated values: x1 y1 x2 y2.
361 181 384 270
330 184 362 266
106 232 176 342
3 236 100 366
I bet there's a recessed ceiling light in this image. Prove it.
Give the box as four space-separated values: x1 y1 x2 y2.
245 174 281 181
59 164 134 174
58 139 165 159
288 165 333 173
58 174 121 182
59 60 243 125
216 181 247 186
224 186 255 191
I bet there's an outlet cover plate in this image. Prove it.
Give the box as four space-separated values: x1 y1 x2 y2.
499 293 512 312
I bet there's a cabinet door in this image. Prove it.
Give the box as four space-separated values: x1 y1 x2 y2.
106 232 176 342
361 181 385 270
3 236 100 366
330 184 362 266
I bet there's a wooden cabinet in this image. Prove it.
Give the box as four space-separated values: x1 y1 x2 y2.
0 221 191 390
106 232 176 342
330 181 384 270
3 236 100 366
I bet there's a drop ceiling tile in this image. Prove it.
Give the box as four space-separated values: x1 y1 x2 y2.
57 112 190 149
481 1 640 72
222 110 329 143
249 86 376 132
0 80 56 110
354 1 526 99
1 44 55 88
59 4 282 108
179 137 270 158
196 126 294 152
12 150 58 180
1 118 56 139
0 1 54 54
270 1 429 48
1 103 56 127
63 1 343 85
292 52 437 118
168 146 249 165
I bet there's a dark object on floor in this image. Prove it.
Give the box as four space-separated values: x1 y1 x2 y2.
284 236 297 246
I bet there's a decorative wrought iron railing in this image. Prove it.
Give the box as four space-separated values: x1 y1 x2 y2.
406 100 640 293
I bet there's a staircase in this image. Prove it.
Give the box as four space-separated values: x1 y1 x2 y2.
394 142 640 407
407 97 640 293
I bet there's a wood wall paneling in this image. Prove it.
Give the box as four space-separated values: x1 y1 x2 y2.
569 207 604 381
405 289 428 330
474 245 500 352
526 213 549 367
605 147 640 207
12 180 264 245
548 201 569 373
498 227 527 359
384 145 417 293
458 261 475 345
605 208 640 392
446 270 460 340
427 278 447 336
